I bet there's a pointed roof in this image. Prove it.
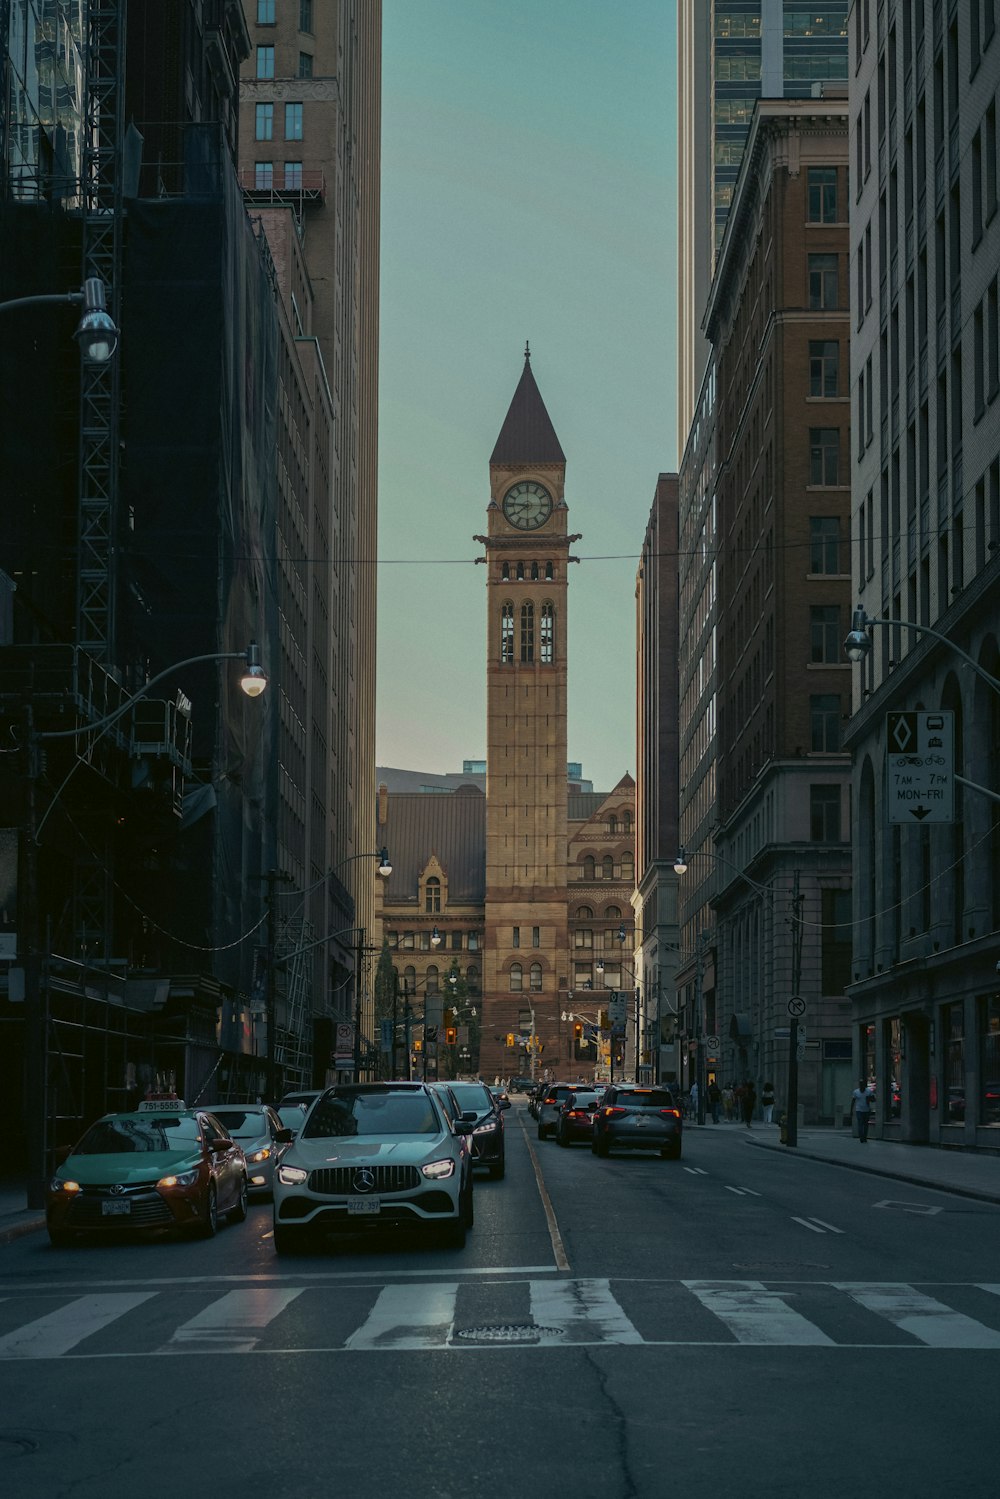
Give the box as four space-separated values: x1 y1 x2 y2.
490 344 566 467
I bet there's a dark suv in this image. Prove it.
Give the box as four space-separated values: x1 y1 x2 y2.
591 1084 683 1159
447 1080 507 1179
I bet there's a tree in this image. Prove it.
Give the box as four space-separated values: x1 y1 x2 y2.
440 959 480 1079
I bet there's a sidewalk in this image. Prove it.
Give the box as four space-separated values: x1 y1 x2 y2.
734 1122 1000 1205
0 1183 45 1247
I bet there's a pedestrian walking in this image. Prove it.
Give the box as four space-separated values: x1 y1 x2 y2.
851 1077 874 1142
741 1080 757 1128
707 1079 722 1124
760 1081 776 1125
722 1084 735 1122
688 1081 699 1120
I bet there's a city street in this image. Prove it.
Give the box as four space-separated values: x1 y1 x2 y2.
1 1104 998 1499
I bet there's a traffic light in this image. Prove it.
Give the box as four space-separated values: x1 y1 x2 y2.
506 1032 515 1047
445 1026 458 1045
413 1037 423 1053
599 1009 610 1030
573 1021 583 1040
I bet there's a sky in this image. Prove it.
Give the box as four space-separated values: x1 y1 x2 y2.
376 0 677 792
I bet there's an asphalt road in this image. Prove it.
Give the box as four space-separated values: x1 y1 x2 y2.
1 1105 998 1499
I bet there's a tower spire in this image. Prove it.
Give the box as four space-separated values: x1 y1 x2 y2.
490 348 565 466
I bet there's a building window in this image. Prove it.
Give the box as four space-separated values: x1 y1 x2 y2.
574 965 593 989
424 876 441 914
809 784 842 840
254 161 273 189
509 963 523 993
466 965 479 992
540 602 554 664
403 965 416 994
300 0 313 30
501 563 509 580
602 854 614 879
451 932 462 951
298 51 313 78
979 996 1000 1124
501 602 514 664
575 929 593 949
601 966 622 990
285 103 303 140
807 166 838 222
402 932 414 950
529 963 542 992
532 926 540 947
809 340 839 396
809 428 840 485
419 931 430 951
622 811 632 832
284 162 303 189
810 694 842 751
810 605 841 663
426 966 439 994
256 46 275 79
512 926 520 948
944 1001 964 1122
257 0 275 20
621 851 634 883
545 561 553 580
808 253 839 309
583 856 595 881
255 103 274 140
809 516 842 573
468 931 480 952
820 888 852 992
520 602 534 662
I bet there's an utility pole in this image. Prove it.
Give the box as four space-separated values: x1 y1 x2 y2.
695 936 706 1126
353 926 365 1079
784 873 804 1148
21 703 47 1208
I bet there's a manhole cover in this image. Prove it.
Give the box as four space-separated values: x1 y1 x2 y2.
454 1323 564 1343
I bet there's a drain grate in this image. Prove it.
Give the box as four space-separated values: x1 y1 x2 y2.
454 1323 565 1343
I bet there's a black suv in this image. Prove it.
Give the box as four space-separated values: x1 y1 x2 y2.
591 1084 683 1159
446 1080 508 1178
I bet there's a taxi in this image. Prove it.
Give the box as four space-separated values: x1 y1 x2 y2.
46 1097 248 1246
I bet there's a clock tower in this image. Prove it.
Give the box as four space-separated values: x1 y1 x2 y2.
476 347 575 1080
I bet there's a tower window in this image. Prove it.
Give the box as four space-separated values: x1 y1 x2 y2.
541 602 554 664
501 563 510 580
424 876 441 913
520 603 534 662
501 602 514 664
545 561 553 580
516 562 525 581
531 562 539 580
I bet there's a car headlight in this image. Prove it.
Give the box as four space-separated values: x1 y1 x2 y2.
473 1120 498 1134
50 1178 80 1193
158 1168 200 1189
248 1147 271 1163
277 1164 309 1186
421 1158 456 1180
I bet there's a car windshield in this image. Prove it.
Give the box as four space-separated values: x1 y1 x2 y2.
302 1091 442 1138
210 1110 267 1137
618 1090 675 1108
448 1083 493 1113
75 1115 203 1154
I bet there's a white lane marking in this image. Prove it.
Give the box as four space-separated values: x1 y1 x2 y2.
807 1218 844 1234
725 1186 748 1195
684 1167 708 1175
834 1283 1000 1347
873 1200 944 1216
0 1292 156 1359
529 1278 643 1345
792 1216 828 1233
0 1267 560 1292
163 1287 305 1353
344 1282 458 1350
519 1115 570 1271
684 1280 835 1345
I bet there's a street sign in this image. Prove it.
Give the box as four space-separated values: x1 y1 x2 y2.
885 710 954 823
706 1034 721 1051
787 996 806 1018
608 994 628 1025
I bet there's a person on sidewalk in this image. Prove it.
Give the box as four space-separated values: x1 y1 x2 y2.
707 1079 722 1124
851 1078 874 1142
760 1081 776 1125
722 1084 735 1122
688 1081 699 1120
741 1080 757 1128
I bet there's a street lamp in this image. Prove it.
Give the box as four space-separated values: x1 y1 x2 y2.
843 605 1000 691
0 278 119 363
19 643 268 1208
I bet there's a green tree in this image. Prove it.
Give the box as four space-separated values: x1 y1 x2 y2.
440 959 480 1079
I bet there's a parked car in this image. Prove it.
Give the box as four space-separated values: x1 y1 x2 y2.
46 1099 248 1245
591 1084 684 1160
209 1104 285 1195
536 1082 582 1140
510 1076 534 1094
272 1082 474 1253
448 1079 507 1178
555 1088 604 1146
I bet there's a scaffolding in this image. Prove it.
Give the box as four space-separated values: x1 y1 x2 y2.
274 919 312 1089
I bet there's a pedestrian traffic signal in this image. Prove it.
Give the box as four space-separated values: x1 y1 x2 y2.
445 1026 458 1044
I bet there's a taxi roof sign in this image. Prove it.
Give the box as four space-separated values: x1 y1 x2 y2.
137 1097 187 1112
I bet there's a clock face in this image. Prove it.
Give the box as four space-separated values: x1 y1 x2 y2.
502 480 553 530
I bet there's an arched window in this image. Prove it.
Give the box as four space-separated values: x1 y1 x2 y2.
425 876 441 913
602 854 614 879
501 562 510 580
576 905 594 919
545 561 553 580
426 965 439 993
466 965 479 991
583 856 595 881
403 965 416 994
622 810 632 832
607 814 618 834
621 851 634 883
604 905 622 920
529 962 542 992
501 602 514 664
509 962 523 992
541 602 554 664
516 561 525 580
520 602 534 662
530 561 539 580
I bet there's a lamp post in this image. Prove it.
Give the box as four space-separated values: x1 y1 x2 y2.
19 644 267 1208
0 278 119 362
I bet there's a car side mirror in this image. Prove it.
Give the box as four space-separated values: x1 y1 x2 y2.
275 1127 294 1144
209 1138 231 1152
461 1110 478 1122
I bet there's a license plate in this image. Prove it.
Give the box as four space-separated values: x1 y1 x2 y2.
102 1199 131 1216
347 1197 381 1216
634 1117 649 1128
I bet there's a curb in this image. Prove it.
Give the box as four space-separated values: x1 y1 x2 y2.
0 1217 46 1247
743 1135 1000 1206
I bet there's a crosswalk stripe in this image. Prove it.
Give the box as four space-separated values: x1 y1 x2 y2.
528 1278 643 1345
163 1288 306 1353
683 1280 835 1344
833 1283 1000 1347
345 1282 459 1350
0 1293 156 1359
